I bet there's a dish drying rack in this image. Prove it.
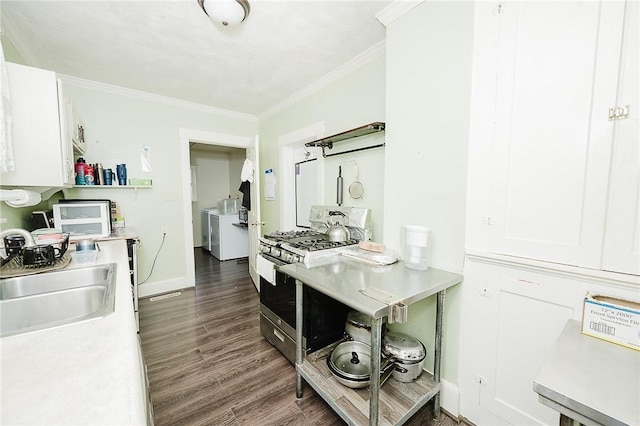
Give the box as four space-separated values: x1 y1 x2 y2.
0 254 72 278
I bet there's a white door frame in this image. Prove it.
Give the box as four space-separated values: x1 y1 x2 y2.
278 121 325 230
179 128 254 288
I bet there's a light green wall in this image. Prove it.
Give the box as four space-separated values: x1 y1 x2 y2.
383 2 475 390
61 84 257 291
259 55 386 234
1 35 26 64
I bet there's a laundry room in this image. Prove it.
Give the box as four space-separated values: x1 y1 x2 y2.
190 143 247 256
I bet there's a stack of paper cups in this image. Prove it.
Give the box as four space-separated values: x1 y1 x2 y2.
403 225 430 270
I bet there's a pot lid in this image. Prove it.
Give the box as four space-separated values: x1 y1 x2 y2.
328 341 371 379
382 331 426 363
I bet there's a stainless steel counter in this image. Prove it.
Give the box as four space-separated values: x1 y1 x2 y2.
279 258 462 321
533 319 640 426
280 257 463 426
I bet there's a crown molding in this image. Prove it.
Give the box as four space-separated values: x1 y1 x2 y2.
376 0 424 26
258 40 386 120
58 74 258 123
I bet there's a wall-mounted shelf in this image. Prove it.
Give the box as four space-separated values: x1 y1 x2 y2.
71 185 152 189
305 122 385 158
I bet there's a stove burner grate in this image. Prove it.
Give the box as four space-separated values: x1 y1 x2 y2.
265 230 324 242
287 238 359 251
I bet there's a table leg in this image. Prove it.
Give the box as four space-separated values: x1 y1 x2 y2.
433 289 446 418
296 279 303 399
369 317 383 426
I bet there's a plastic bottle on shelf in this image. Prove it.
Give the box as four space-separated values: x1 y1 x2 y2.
75 158 86 185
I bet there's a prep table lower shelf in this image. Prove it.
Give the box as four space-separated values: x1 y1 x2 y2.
298 343 440 426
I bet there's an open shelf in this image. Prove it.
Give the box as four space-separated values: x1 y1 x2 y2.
304 122 385 158
298 343 440 426
71 185 152 189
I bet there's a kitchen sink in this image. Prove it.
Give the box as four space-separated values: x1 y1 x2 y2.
0 264 117 337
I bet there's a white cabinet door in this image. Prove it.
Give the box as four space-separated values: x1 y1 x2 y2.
56 80 74 186
488 2 626 268
2 63 71 188
601 1 640 275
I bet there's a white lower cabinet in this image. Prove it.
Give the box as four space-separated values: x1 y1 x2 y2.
2 62 74 188
458 256 639 426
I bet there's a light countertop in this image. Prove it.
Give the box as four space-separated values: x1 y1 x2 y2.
0 240 147 425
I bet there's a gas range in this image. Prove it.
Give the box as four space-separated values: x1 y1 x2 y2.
259 231 358 266
259 205 372 266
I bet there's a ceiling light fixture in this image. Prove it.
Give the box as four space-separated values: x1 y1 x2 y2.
198 0 250 27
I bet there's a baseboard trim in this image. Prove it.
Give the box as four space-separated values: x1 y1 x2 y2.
138 277 193 298
440 378 460 418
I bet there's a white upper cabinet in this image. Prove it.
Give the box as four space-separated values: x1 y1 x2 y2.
601 1 639 275
2 63 74 188
483 1 638 275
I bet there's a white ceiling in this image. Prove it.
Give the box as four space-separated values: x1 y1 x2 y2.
1 0 394 117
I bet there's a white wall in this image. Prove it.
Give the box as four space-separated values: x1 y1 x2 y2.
228 149 245 199
62 80 257 294
383 1 475 414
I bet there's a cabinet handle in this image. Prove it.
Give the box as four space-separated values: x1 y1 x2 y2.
609 105 630 121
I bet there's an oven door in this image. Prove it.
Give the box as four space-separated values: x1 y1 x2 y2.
259 254 296 329
259 254 351 352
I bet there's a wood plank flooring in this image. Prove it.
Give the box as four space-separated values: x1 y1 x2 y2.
138 249 460 426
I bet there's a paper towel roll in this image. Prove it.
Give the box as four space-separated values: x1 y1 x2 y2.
1 189 42 207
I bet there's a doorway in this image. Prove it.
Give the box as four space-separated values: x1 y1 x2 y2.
179 128 258 290
190 142 246 250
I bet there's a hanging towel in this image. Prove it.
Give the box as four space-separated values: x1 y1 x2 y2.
0 41 15 172
239 180 251 211
241 159 254 183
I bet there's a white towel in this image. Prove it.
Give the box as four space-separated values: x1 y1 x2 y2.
0 42 15 172
241 158 254 183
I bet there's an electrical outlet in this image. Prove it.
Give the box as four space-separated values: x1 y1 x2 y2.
161 227 168 237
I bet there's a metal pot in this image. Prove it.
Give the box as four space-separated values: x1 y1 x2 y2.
326 340 394 389
326 211 349 242
381 331 427 383
344 310 386 344
392 361 424 382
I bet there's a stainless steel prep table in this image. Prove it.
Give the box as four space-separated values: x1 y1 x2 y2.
279 258 462 426
533 319 640 426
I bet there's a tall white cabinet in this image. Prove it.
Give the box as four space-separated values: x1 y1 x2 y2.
460 1 639 425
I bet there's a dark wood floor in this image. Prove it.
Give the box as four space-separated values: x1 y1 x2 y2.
138 249 460 426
